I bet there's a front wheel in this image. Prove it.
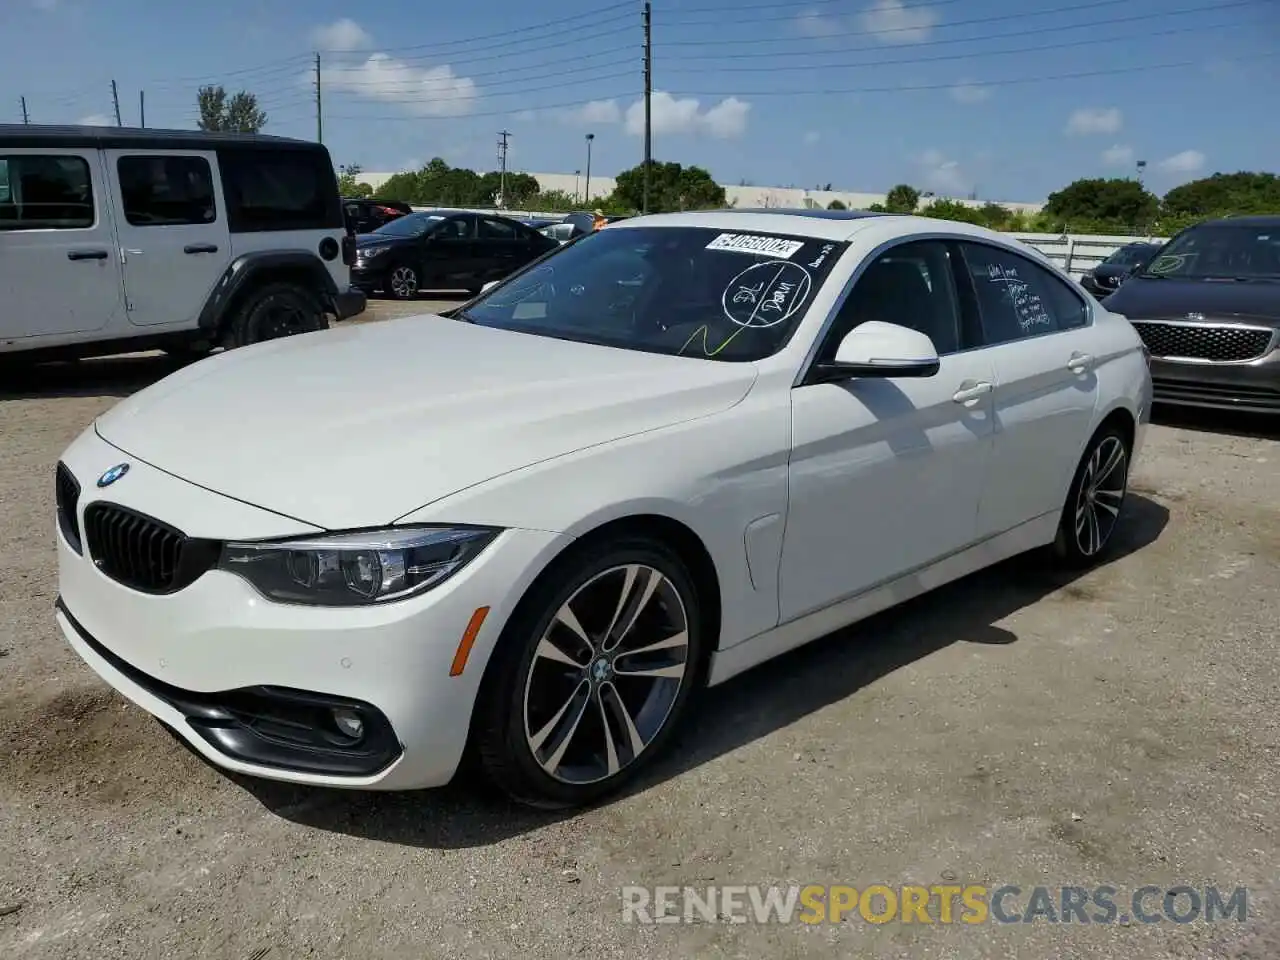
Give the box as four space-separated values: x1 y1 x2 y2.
475 539 703 809
385 264 420 300
1053 426 1131 567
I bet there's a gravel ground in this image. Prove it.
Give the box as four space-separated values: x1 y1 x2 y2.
1 306 1277 959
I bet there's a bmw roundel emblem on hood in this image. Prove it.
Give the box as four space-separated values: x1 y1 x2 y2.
97 463 130 487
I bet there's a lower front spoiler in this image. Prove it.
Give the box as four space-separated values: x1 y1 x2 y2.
56 597 405 783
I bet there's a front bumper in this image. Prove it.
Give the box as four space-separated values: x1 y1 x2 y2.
1149 351 1280 414
331 285 368 321
55 428 572 790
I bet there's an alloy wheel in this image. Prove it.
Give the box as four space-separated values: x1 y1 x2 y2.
521 564 691 786
1074 435 1128 557
389 266 418 299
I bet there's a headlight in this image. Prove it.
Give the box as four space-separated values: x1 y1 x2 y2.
218 526 499 606
358 246 388 260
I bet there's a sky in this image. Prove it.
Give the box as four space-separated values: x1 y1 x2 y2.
2 0 1277 204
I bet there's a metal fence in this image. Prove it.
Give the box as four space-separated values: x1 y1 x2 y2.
1009 233 1168 278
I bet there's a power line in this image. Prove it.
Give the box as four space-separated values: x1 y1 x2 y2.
659 16 1258 75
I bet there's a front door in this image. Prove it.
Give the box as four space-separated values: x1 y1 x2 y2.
955 241 1101 537
105 150 229 328
779 239 997 621
0 148 124 341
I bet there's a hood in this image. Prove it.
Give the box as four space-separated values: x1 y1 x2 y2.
1101 276 1280 324
1091 262 1131 280
355 232 401 247
94 317 757 530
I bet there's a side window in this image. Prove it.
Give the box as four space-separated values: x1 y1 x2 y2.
0 154 94 231
117 155 215 226
218 148 343 233
961 242 1089 344
480 217 517 240
435 217 472 240
821 240 962 359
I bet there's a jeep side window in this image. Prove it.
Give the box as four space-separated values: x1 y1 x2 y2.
217 147 343 233
117 155 216 227
0 154 94 231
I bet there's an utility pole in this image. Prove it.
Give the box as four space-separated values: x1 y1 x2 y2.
314 53 323 143
111 79 122 126
20 96 29 124
584 133 594 207
139 91 146 128
497 129 511 209
642 1 652 215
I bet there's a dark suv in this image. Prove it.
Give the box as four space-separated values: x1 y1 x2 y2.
1101 216 1280 413
1080 241 1162 298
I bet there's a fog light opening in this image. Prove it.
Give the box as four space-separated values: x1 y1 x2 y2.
331 708 365 741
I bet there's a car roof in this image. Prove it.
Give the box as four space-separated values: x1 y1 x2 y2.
0 123 322 152
606 208 1015 243
1196 215 1280 228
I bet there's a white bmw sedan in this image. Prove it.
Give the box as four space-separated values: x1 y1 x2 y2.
54 210 1152 808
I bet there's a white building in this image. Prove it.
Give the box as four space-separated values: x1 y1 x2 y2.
356 169 1044 214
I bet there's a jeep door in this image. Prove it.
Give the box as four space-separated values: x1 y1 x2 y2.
105 149 229 328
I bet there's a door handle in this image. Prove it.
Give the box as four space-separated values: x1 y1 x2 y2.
184 243 219 255
1067 352 1095 374
952 381 993 404
67 249 108 261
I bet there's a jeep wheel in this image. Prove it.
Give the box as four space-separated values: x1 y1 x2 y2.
386 265 420 300
226 283 328 349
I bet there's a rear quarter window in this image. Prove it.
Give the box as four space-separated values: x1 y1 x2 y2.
217 147 343 233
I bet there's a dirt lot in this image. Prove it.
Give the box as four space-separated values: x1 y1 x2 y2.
1 303 1278 959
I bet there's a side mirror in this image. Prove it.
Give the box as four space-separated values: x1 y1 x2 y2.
480 280 500 294
809 321 940 383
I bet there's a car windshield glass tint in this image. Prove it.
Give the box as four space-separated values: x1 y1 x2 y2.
1142 225 1280 279
1105 246 1149 266
460 226 849 362
373 213 440 236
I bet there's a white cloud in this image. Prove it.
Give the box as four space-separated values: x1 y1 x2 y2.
1159 149 1206 174
949 82 991 105
622 91 750 139
914 148 972 196
514 109 537 122
325 53 478 118
1101 144 1134 167
77 114 113 126
803 130 821 144
1065 107 1122 136
861 0 938 44
562 99 622 126
310 18 373 52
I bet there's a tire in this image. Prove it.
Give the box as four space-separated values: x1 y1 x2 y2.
1052 425 1131 568
385 264 420 300
225 283 327 349
475 537 704 809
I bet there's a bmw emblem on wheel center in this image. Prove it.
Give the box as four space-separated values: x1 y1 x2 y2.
97 463 130 487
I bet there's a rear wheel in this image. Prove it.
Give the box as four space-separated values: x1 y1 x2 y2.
385 264 420 300
1052 426 1131 568
475 538 703 809
225 283 327 349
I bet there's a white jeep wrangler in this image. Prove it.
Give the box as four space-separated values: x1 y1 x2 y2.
0 124 366 363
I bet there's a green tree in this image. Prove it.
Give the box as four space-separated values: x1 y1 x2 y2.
866 202 888 213
611 160 726 214
1161 172 1280 218
919 198 984 224
196 85 267 133
336 164 373 198
827 198 847 210
976 202 1014 230
1042 177 1159 234
533 189 580 212
478 171 541 208
885 183 920 214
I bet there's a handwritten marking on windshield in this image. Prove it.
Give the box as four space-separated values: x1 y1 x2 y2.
680 324 746 358
722 261 813 329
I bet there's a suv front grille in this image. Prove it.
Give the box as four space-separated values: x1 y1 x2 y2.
1130 321 1274 363
83 503 219 594
55 463 82 554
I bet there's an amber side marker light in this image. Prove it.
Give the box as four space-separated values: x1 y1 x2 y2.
449 606 490 677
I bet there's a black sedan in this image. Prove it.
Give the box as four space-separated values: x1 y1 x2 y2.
1080 241 1163 299
351 210 560 299
1101 216 1280 414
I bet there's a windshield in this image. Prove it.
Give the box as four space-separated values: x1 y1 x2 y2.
372 212 441 237
459 226 848 361
1105 245 1156 266
1140 225 1280 279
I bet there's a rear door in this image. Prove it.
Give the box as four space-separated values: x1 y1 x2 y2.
956 240 1102 538
0 148 124 342
422 214 479 290
106 150 228 328
477 215 530 282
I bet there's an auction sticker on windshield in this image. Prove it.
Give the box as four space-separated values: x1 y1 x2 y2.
705 233 805 259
